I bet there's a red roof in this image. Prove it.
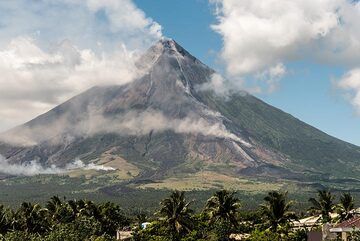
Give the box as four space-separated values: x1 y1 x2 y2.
335 216 360 228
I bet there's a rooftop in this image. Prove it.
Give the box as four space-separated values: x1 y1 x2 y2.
335 216 360 229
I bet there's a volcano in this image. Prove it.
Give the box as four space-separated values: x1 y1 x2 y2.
1 39 360 184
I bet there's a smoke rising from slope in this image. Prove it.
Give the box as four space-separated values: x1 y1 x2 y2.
1 109 250 147
87 110 249 145
0 155 115 176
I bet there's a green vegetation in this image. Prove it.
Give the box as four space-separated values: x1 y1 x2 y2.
308 190 335 223
155 191 194 240
198 91 360 178
0 189 358 240
336 192 356 222
0 196 129 241
205 190 241 228
260 191 297 232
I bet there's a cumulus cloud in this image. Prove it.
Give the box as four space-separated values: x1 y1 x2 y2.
210 0 360 93
0 0 162 50
337 69 360 114
85 0 162 47
0 0 162 132
0 155 115 176
0 37 140 131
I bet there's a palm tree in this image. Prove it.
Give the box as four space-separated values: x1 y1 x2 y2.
132 209 148 230
0 205 11 234
260 191 297 232
66 199 98 221
16 202 50 234
67 199 80 220
46 196 63 214
79 200 101 220
205 190 241 227
308 190 335 223
46 196 73 224
157 191 194 239
98 202 129 235
336 192 356 222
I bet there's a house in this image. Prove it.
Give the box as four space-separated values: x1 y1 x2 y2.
291 209 360 241
229 233 250 240
116 226 133 241
292 213 339 241
293 215 322 230
292 213 339 231
330 216 360 241
116 230 132 240
116 222 151 240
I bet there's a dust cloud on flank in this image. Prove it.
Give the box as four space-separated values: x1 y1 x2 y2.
83 110 251 146
0 109 251 147
0 155 115 176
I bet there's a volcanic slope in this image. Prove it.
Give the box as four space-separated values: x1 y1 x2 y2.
1 39 360 185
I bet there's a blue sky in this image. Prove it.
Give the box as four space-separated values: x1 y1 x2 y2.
0 0 359 146
134 0 360 146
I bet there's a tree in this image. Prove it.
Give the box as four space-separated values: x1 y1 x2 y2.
133 209 148 230
16 202 50 234
336 192 356 222
0 205 11 234
308 190 335 223
204 190 241 227
66 199 100 221
260 191 297 232
77 200 101 220
67 199 80 221
157 191 194 240
46 196 73 225
97 202 129 236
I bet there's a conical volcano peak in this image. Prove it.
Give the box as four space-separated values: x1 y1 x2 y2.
136 37 200 73
158 38 181 52
146 38 196 60
158 38 177 49
157 38 193 58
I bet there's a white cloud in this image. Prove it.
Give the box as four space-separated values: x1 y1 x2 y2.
90 110 249 145
0 0 162 50
85 0 162 41
0 0 162 132
196 73 231 96
0 37 140 131
337 68 360 113
211 0 360 93
255 63 287 93
0 155 115 176
1 109 250 147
